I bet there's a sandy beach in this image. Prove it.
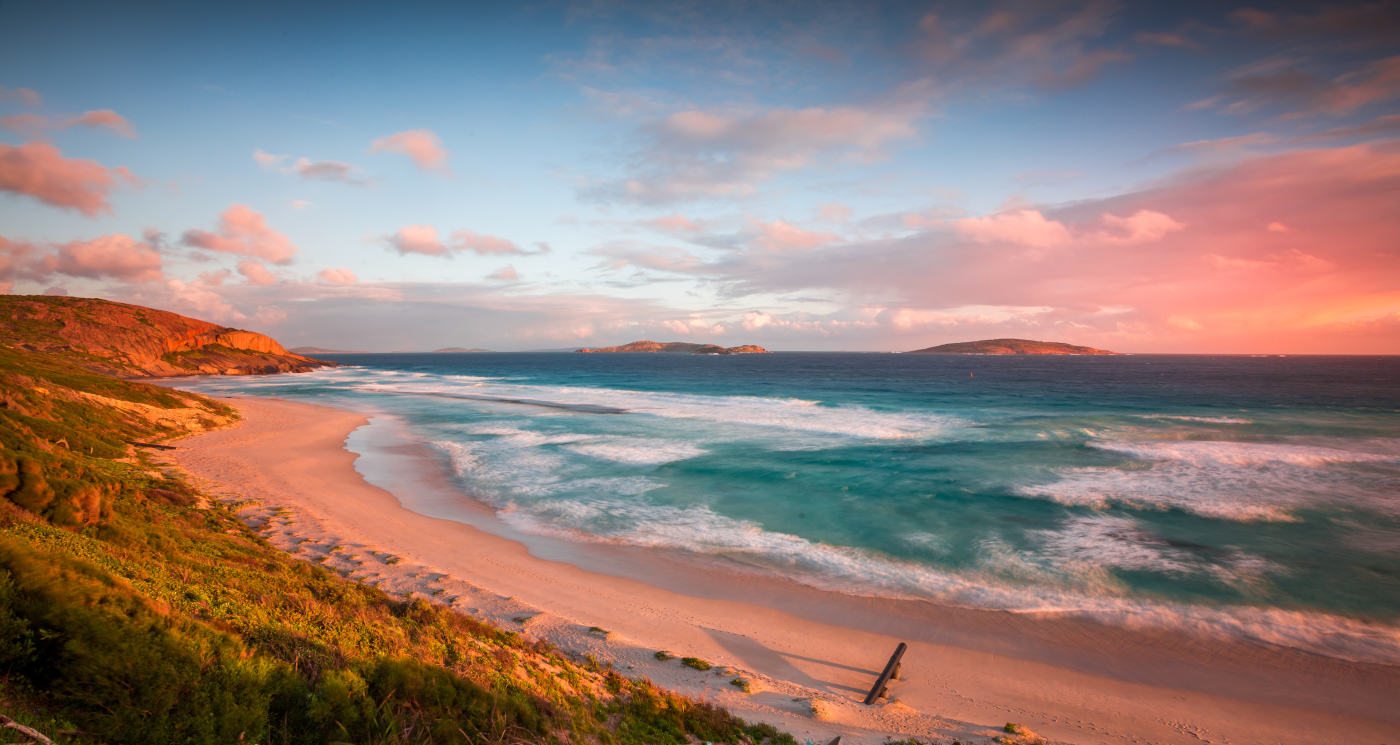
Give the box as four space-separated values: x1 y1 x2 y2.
154 394 1400 745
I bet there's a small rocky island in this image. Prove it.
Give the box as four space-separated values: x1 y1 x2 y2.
908 338 1118 355
576 341 771 354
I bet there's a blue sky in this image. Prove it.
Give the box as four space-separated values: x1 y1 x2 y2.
3 1 1398 352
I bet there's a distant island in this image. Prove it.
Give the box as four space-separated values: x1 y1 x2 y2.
432 347 493 353
289 346 371 354
576 340 771 354
908 338 1118 355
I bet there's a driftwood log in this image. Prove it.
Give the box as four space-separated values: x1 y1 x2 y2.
863 642 907 705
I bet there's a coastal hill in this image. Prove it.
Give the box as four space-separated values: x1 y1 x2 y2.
909 338 1118 355
0 300 796 743
0 295 335 376
577 340 771 354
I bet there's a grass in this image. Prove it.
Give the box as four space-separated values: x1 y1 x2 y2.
681 657 712 671
654 651 673 661
0 345 798 745
730 678 753 693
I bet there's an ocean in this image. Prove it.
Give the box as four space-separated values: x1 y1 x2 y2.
173 352 1400 665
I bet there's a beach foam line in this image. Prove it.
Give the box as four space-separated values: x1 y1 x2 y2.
475 494 1400 665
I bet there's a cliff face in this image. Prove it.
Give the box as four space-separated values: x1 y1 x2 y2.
576 340 771 354
908 338 1118 355
0 295 336 377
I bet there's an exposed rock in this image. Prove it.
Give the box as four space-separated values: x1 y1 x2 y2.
908 338 1118 355
0 295 336 377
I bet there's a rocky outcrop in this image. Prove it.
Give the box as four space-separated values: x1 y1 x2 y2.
0 295 336 377
577 340 771 354
908 338 1118 355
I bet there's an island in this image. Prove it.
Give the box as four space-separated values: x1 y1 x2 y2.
576 340 772 354
289 346 371 354
908 338 1118 355
432 347 493 353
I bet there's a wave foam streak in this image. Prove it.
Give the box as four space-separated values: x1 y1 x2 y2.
1019 439 1400 521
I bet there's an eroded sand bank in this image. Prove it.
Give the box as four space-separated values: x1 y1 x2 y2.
156 395 1400 745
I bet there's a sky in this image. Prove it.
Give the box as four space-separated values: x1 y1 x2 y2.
1 0 1398 353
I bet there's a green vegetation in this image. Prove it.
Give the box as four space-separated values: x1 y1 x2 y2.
0 344 797 744
654 650 673 661
681 657 712 671
730 678 753 693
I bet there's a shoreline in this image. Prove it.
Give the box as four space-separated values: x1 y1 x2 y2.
157 394 1400 745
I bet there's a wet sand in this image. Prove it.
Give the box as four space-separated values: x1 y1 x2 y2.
158 395 1400 745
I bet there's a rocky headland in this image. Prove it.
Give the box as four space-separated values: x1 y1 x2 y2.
0 295 336 376
576 340 771 354
908 338 1118 355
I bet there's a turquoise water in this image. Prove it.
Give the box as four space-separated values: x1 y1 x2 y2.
174 353 1400 664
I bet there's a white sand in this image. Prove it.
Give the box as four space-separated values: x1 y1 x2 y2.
155 395 1400 745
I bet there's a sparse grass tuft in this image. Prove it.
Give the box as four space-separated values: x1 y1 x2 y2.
680 657 711 671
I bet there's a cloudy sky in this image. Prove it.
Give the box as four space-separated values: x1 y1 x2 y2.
2 1 1398 352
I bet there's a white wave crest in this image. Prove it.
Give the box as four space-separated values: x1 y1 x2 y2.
494 497 1400 665
1018 439 1400 521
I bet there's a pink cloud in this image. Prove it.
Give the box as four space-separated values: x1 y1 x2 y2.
1205 56 1400 119
818 203 852 223
647 214 701 233
40 234 164 283
199 268 232 286
0 236 42 292
254 149 364 185
1097 210 1186 245
450 229 524 255
0 87 42 107
488 265 519 281
587 143 1400 352
0 142 136 216
369 129 451 174
0 110 137 139
955 210 1072 247
317 267 357 284
0 114 51 139
589 104 920 205
915 4 1131 91
386 224 449 256
64 110 137 138
181 205 299 265
751 218 841 251
383 225 526 257
237 259 278 286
